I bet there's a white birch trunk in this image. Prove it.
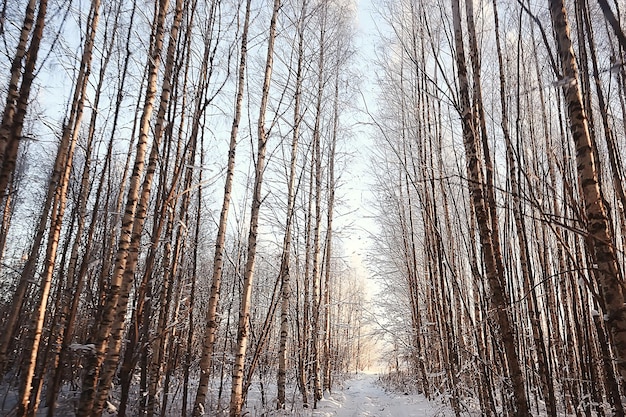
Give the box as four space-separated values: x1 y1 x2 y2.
229 0 280 414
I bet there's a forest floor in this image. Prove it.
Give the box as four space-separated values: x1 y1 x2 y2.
0 372 454 416
310 373 453 417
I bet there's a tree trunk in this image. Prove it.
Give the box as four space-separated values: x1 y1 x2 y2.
76 1 170 414
0 0 46 200
299 135 314 408
45 7 120 412
277 1 306 406
229 0 279 414
193 0 249 414
322 70 339 395
18 1 100 414
182 123 204 417
491 1 558 414
311 8 327 405
0 0 48 375
90 1 183 415
450 0 529 414
597 0 626 54
549 0 626 385
0 0 36 170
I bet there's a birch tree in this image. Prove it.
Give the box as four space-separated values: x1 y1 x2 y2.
451 0 528 412
0 0 47 202
276 0 306 408
549 0 626 385
193 0 250 414
77 1 171 414
15 2 101 415
0 0 48 373
229 0 280 415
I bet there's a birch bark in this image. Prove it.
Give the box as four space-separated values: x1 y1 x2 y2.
193 0 250 413
229 0 280 415
549 0 626 385
451 0 529 413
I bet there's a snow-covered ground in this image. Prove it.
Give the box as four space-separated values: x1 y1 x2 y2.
1 373 453 416
311 373 452 417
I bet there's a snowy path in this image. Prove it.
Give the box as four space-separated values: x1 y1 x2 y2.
312 374 451 417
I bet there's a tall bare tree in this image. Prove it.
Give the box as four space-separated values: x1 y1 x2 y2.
549 0 626 385
15 2 101 415
0 0 48 374
229 0 280 415
450 0 529 413
277 0 306 409
76 1 171 414
0 0 47 202
193 1 250 414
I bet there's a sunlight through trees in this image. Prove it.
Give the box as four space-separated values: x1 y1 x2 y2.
1 0 626 416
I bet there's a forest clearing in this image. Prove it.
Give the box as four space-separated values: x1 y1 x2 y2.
2 0 626 416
